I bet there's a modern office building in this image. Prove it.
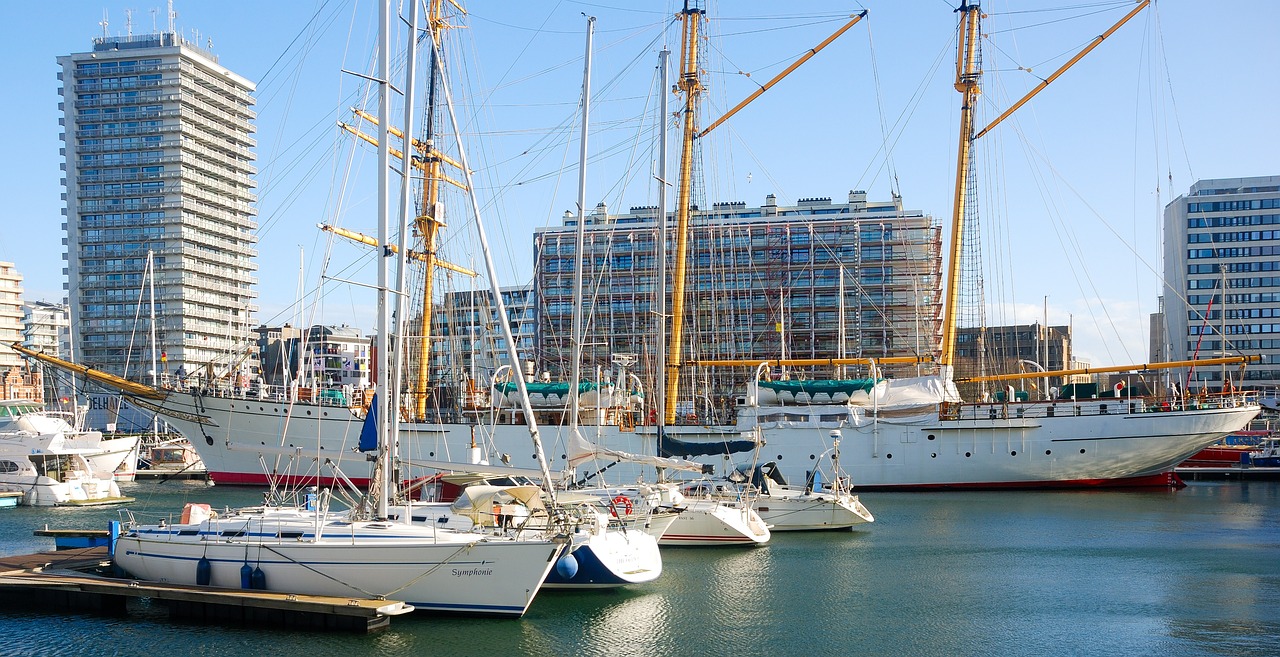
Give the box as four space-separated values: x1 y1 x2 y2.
0 263 24 372
1163 175 1280 391
58 25 258 382
532 191 944 403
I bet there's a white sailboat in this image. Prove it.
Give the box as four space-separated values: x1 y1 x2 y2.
113 0 570 618
698 434 873 531
14 3 1256 494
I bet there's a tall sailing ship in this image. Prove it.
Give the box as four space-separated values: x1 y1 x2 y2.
14 1 1260 490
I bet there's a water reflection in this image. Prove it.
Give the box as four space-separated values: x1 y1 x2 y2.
3 482 1280 655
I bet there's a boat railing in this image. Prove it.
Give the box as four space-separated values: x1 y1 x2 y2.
157 375 372 409
940 391 1255 422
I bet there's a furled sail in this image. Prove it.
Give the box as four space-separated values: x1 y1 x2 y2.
567 429 706 474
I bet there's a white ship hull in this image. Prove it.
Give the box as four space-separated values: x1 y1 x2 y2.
742 398 1260 490
127 391 1258 491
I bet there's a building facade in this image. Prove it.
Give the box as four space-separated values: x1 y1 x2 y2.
533 191 944 403
21 300 73 404
430 284 538 382
58 29 258 381
954 323 1072 397
0 263 23 372
1163 176 1280 391
252 324 369 391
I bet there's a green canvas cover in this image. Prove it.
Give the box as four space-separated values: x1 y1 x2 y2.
758 378 882 395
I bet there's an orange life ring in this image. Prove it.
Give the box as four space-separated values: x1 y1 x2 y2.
610 495 633 517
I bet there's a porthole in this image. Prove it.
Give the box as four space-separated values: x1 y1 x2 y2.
560 454 567 460
259 406 264 411
323 412 328 417
1045 450 1052 455
306 410 312 415
1079 448 1086 454
886 453 893 459
273 408 279 413
777 455 783 460
930 453 937 458
809 454 816 460
965 452 971 458
429 451 435 457
1010 451 1017 456
927 434 936 441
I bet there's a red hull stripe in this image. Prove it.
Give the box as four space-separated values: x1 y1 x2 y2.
660 535 757 543
850 471 1184 492
209 471 371 488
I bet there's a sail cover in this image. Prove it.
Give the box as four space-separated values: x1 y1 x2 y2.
658 432 757 458
358 393 378 452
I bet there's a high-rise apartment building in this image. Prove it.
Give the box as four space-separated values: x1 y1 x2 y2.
22 300 73 404
0 263 25 372
533 191 943 402
21 300 71 358
431 284 538 381
1163 175 1280 391
58 28 258 381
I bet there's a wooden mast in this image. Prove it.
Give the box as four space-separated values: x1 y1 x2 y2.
940 0 1155 376
413 0 448 420
661 7 867 423
663 2 704 425
938 0 981 372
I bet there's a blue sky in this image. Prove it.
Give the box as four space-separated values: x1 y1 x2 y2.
2 0 1277 367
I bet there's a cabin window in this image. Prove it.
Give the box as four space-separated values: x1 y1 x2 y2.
0 460 19 473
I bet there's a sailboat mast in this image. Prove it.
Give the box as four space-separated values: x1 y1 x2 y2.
938 0 982 371
664 3 704 425
147 249 158 388
375 0 392 519
414 0 446 421
655 47 670 430
430 31 560 504
568 16 595 438
390 0 420 512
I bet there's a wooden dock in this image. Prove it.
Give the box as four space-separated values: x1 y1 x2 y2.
0 546 413 632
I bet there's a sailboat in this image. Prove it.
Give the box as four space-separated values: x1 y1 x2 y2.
663 0 1260 490
16 3 1254 495
112 0 570 617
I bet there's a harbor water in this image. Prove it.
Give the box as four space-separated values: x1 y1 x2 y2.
1 480 1278 656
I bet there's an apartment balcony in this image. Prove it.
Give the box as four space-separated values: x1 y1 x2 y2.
75 123 177 140
74 91 180 109
178 61 255 106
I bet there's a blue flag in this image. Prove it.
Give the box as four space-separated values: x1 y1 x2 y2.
358 393 379 452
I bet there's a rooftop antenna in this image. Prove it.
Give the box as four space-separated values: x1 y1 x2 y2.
99 10 109 38
125 9 133 37
150 8 157 32
167 0 176 35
